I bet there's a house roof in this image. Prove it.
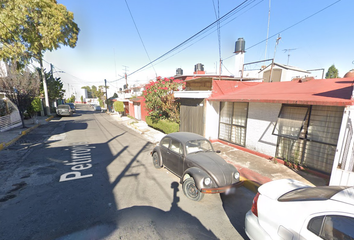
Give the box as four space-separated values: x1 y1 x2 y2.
259 63 311 74
209 78 354 106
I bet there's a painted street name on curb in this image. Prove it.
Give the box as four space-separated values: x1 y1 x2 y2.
59 142 95 182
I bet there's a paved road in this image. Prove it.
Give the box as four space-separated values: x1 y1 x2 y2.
0 104 254 240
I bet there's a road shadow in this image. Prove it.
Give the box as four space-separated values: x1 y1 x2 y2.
0 112 218 239
220 188 255 240
56 182 217 239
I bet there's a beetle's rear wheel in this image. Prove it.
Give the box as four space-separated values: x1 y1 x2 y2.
182 178 204 201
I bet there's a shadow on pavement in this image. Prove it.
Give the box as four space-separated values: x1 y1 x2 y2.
0 112 218 239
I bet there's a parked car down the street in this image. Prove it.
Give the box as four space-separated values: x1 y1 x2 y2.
151 132 242 201
93 105 101 111
56 104 73 117
245 178 354 240
65 102 76 112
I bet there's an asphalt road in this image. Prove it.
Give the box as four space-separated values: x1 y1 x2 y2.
0 104 255 240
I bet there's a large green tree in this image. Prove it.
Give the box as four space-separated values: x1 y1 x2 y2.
0 0 79 111
326 65 339 79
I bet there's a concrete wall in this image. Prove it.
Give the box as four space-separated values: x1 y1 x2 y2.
245 102 281 157
205 100 220 140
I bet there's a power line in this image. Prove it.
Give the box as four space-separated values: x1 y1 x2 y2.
124 0 157 77
223 0 341 61
119 0 254 80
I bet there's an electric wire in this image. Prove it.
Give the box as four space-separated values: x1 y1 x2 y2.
109 0 256 83
222 0 341 61
123 0 157 77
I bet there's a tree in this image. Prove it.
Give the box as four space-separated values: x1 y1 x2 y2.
0 62 40 128
38 69 65 104
143 76 185 123
0 0 79 111
326 65 339 79
67 95 75 103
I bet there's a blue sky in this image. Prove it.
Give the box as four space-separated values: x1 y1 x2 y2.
43 0 353 97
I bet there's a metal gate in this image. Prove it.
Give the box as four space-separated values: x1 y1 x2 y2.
133 103 141 120
330 106 354 186
179 99 204 135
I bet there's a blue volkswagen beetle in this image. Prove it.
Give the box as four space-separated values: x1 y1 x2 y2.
152 132 242 201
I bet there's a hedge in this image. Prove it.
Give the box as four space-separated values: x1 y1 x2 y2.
145 116 179 134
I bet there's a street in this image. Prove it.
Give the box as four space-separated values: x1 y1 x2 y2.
0 104 254 240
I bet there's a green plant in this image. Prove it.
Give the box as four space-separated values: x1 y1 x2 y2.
143 76 185 123
146 116 179 134
114 101 124 113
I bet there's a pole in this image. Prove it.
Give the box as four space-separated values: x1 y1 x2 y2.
40 59 50 115
104 79 108 109
269 35 281 82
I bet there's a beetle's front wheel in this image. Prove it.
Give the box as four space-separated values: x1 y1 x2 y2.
182 178 204 201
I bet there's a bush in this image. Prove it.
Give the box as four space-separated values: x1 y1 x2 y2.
146 116 179 134
113 101 124 112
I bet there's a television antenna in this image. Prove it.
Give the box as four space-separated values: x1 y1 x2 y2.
283 48 297 65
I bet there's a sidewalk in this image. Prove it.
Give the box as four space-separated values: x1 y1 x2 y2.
0 115 53 151
0 113 329 193
109 114 329 191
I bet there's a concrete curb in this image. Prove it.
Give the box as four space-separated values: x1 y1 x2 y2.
0 116 53 151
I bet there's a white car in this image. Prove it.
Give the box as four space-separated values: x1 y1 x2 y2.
245 179 354 240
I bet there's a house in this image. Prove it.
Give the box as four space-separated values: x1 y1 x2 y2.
196 77 353 186
116 83 146 118
173 38 354 186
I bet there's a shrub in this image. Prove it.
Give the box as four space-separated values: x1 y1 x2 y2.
114 101 124 112
146 116 179 134
143 76 185 123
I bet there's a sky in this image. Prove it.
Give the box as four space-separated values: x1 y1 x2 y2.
43 0 354 98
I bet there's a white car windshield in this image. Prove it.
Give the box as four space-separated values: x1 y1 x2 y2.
185 139 213 154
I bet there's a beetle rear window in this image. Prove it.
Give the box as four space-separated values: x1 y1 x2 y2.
278 186 348 202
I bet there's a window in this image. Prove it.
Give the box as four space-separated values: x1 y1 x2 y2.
273 105 309 139
308 215 354 240
160 137 170 148
170 139 183 155
278 186 348 202
219 102 248 146
275 105 344 174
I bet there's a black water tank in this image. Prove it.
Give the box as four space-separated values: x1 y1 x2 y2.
176 68 183 75
234 38 245 53
194 63 204 72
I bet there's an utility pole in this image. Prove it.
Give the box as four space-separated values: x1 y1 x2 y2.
42 64 51 115
104 79 108 109
123 65 128 89
269 35 281 82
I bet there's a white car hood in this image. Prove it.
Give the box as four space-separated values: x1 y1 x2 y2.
258 179 310 200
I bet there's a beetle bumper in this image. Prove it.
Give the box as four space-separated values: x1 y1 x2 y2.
201 181 243 194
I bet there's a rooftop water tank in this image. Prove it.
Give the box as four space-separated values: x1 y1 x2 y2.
194 63 204 72
176 68 183 76
234 38 245 53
